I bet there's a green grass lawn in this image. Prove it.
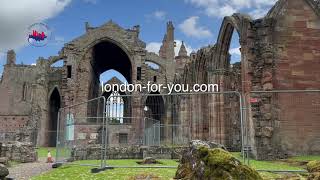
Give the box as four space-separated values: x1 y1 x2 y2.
33 148 318 180
31 157 307 180
289 155 320 162
31 159 178 180
231 152 304 171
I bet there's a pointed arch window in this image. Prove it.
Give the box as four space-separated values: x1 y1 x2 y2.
22 82 28 101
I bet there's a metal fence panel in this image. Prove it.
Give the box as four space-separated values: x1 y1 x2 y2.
55 92 244 169
56 96 106 168
104 91 244 167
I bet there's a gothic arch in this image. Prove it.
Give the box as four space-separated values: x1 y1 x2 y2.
47 87 61 147
144 60 164 72
48 86 62 100
86 37 133 58
48 55 64 67
215 13 251 68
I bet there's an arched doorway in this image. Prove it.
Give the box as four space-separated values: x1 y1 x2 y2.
48 88 61 147
145 93 165 122
144 92 165 143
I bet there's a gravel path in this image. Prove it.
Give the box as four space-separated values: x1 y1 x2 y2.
8 158 53 180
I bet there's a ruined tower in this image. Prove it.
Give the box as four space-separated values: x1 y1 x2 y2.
159 21 176 81
159 21 175 61
6 50 16 65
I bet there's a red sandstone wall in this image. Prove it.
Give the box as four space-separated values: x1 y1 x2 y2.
0 65 38 115
272 0 320 155
0 116 29 132
273 0 320 89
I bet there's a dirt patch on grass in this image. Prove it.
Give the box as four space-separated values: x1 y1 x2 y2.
136 157 163 165
136 161 163 165
128 173 160 180
280 159 309 167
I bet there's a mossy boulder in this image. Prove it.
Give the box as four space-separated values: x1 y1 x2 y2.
175 140 262 180
138 157 158 165
0 164 9 179
307 160 320 180
307 160 320 173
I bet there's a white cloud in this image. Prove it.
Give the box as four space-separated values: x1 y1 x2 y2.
230 0 251 8
146 42 162 55
229 47 241 56
153 11 166 20
146 10 167 21
178 16 212 39
0 0 71 52
146 40 196 56
184 0 277 18
249 8 269 19
253 0 278 7
205 4 237 17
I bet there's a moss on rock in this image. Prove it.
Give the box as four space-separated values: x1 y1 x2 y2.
200 147 262 180
307 160 320 180
307 160 320 173
175 141 262 180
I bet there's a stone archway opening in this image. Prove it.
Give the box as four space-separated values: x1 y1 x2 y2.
103 90 131 124
100 70 130 123
48 88 61 147
214 16 244 150
144 92 165 140
227 27 243 151
87 41 132 118
92 41 132 84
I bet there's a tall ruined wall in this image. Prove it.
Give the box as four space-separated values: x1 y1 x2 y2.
0 65 37 115
173 47 209 142
272 0 320 91
0 64 40 144
244 0 320 159
228 62 242 151
269 0 320 157
246 17 277 160
0 57 63 145
173 46 242 150
172 0 320 158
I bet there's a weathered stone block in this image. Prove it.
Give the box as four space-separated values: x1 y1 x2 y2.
263 83 273 91
263 113 272 120
261 127 273 138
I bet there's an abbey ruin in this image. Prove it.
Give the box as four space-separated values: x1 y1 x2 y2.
0 0 319 160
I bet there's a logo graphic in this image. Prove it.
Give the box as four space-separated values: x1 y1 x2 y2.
27 23 51 47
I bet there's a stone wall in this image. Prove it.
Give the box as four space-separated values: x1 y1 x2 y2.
0 141 37 163
243 0 320 160
0 54 64 146
173 46 242 151
71 145 187 160
269 0 320 158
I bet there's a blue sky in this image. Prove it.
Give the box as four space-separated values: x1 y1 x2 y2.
0 0 277 82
